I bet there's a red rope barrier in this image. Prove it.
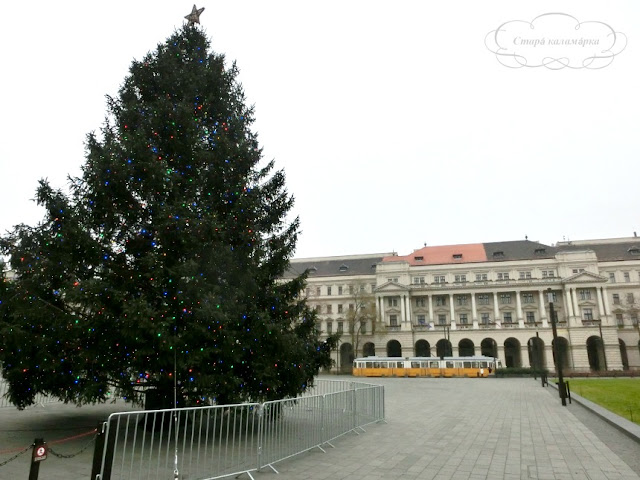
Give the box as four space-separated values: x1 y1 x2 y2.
0 428 97 455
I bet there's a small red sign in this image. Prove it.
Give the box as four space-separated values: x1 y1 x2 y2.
34 445 47 462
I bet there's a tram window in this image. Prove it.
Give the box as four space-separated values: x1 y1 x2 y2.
366 362 373 368
430 361 439 368
472 362 479 368
446 361 454 368
421 362 428 368
463 362 471 368
455 362 463 368
397 362 404 368
481 362 488 368
411 362 419 368
373 362 380 368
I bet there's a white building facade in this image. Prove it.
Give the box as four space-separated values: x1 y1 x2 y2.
286 238 640 373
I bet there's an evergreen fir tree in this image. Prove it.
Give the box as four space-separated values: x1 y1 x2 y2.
0 25 334 409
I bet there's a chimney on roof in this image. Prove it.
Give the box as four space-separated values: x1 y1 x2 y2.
635 231 637 237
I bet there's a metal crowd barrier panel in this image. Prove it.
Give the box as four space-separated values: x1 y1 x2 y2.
95 380 385 480
0 377 62 408
97 403 261 480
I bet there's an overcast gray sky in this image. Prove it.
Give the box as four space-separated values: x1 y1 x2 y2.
1 1 638 259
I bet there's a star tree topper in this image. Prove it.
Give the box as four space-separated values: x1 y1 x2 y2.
185 5 205 26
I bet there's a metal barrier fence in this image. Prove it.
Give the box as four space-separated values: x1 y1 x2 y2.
95 380 384 480
0 378 62 408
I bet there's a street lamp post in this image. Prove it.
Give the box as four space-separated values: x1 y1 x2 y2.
597 319 608 371
548 288 567 406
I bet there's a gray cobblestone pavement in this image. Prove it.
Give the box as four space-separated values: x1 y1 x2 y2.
1 377 639 479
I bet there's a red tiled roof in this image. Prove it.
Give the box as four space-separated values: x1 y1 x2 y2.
382 243 488 266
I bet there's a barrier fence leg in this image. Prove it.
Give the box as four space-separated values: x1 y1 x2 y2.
100 418 117 480
90 422 106 480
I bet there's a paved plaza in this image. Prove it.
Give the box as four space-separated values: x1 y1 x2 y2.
1 377 639 479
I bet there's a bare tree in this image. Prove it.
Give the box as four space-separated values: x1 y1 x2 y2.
344 283 377 359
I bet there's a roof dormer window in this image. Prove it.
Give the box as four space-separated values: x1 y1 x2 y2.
414 256 424 261
534 248 546 255
338 264 348 272
453 254 462 259
493 251 504 258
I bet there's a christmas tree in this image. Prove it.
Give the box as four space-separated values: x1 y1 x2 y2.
0 21 334 409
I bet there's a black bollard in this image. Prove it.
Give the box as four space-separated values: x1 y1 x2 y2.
29 438 47 480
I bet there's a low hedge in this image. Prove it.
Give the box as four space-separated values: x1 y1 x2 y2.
495 367 549 377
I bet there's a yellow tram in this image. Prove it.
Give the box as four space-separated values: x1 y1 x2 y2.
352 356 502 378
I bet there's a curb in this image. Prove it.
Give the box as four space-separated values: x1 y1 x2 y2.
548 381 640 444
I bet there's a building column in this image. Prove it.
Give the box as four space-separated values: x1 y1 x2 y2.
601 286 612 325
405 295 412 324
428 295 434 324
596 287 605 321
516 290 524 328
564 287 574 318
378 296 384 323
571 288 580 324
449 293 455 325
538 290 549 328
493 292 501 327
471 293 478 329
400 295 406 324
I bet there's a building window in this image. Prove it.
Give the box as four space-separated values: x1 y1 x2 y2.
579 289 591 301
497 272 510 280
326 322 332 334
438 314 447 325
475 273 488 281
453 254 463 259
327 286 332 296
389 315 398 327
414 256 424 261
583 308 593 320
349 303 354 311
454 274 467 283
542 270 555 278
434 275 446 284
519 271 532 279
526 312 535 323
500 293 512 304
388 297 398 307
477 294 490 305
616 314 624 327
415 297 426 307
337 304 343 314
338 286 343 295
435 296 446 306
337 321 344 333
631 314 638 326
459 313 468 324
456 295 468 306
493 251 504 258
627 293 635 304
547 292 558 303
348 285 354 294
522 293 534 304
370 283 376 292
609 272 616 283
572 268 585 274
316 287 321 296
417 314 426 325
326 305 332 314
314 305 321 312
481 313 490 324
624 272 631 283
534 248 546 255
413 276 425 284
361 323 367 334
503 312 512 323
360 284 366 292
613 294 620 305
387 278 398 283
